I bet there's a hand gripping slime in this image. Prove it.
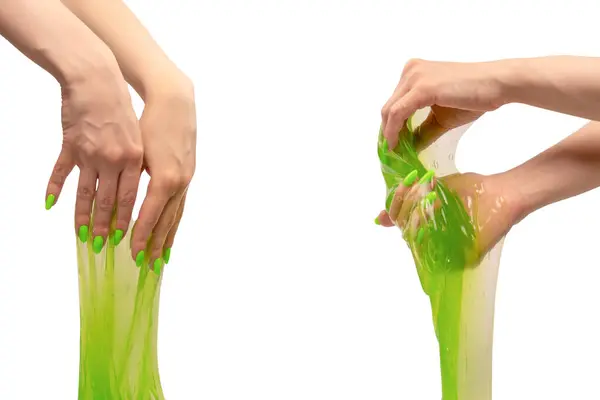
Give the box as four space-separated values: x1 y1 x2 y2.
76 218 165 400
378 111 505 400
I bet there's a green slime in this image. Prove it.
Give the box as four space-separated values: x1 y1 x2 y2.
76 224 165 400
378 119 483 400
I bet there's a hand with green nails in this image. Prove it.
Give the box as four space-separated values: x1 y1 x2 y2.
43 65 144 256
129 94 195 269
376 171 520 267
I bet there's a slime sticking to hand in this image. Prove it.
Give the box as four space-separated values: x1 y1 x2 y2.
378 110 509 400
77 217 165 400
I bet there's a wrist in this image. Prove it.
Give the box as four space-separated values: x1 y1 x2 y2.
133 62 194 104
490 58 534 107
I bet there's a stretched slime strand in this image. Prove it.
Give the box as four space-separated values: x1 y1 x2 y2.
77 216 165 400
378 115 497 400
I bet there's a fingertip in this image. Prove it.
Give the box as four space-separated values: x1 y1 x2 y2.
45 193 56 210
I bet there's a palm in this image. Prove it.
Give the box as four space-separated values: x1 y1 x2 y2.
441 172 517 258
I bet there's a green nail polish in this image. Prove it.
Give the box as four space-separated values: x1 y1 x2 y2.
403 170 419 186
45 194 56 210
425 191 438 204
163 248 171 264
135 251 145 267
418 170 435 185
374 216 381 225
92 236 104 254
113 229 124 246
153 258 163 274
416 227 425 244
78 225 89 243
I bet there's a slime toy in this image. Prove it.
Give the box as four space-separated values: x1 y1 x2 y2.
378 110 505 400
76 219 165 400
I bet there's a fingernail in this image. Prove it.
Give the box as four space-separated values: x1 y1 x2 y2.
135 251 145 267
78 225 89 243
45 194 56 210
374 216 381 225
418 170 435 185
163 248 171 264
153 258 163 274
113 229 124 246
425 191 437 204
92 236 104 254
416 227 425 244
403 170 419 186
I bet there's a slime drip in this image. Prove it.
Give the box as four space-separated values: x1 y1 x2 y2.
378 111 504 400
77 223 165 400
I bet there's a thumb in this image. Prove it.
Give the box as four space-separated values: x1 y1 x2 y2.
45 146 75 210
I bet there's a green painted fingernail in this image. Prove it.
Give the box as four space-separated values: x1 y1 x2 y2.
78 225 89 243
374 216 381 225
425 191 437 204
92 236 104 254
135 251 145 267
163 248 171 264
403 170 419 186
113 229 124 246
45 194 55 210
153 258 163 274
416 227 425 244
418 170 435 185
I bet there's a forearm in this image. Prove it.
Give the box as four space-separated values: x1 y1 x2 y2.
496 56 600 121
502 121 600 220
0 0 120 86
61 0 192 101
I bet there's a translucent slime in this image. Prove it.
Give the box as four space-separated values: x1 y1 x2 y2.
76 224 165 399
378 111 505 400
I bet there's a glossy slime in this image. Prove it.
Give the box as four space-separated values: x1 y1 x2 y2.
378 111 504 400
76 220 165 400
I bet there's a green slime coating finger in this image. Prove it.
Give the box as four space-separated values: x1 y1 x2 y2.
378 121 478 400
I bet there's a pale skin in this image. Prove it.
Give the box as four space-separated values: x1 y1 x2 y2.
377 57 600 257
59 0 196 267
0 0 195 267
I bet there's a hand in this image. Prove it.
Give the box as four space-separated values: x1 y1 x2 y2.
45 65 143 254
130 81 196 271
381 58 511 149
376 172 521 261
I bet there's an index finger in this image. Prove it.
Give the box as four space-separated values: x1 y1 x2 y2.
130 182 170 266
383 90 429 149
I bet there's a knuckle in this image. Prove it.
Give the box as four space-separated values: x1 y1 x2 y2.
77 186 95 201
156 171 183 192
118 190 137 208
102 148 125 164
97 195 115 211
403 58 423 73
124 146 143 163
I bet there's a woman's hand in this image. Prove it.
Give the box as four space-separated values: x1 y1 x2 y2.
376 172 522 260
46 65 144 254
381 59 511 149
130 80 196 271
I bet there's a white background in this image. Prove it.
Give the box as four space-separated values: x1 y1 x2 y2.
1 0 600 399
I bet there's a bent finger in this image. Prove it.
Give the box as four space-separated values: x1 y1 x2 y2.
113 167 141 246
148 192 185 272
75 168 98 244
91 171 119 253
46 147 75 210
131 180 170 266
163 193 187 264
375 210 394 227
384 89 431 149
388 169 419 222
